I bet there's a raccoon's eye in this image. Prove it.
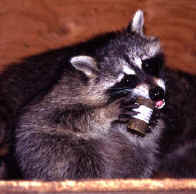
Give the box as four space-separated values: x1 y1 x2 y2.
142 55 164 76
121 74 134 84
119 74 138 88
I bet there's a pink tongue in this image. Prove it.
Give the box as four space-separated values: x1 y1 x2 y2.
155 100 165 109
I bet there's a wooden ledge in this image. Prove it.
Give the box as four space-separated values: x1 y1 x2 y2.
0 179 196 193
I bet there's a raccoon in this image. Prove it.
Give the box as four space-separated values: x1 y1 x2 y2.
156 69 196 178
0 10 166 180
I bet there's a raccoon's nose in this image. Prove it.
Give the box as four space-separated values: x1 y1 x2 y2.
149 87 165 101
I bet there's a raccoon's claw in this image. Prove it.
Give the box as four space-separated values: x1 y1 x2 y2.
107 97 139 123
118 104 139 122
120 103 139 109
119 111 138 122
118 115 129 122
120 97 137 106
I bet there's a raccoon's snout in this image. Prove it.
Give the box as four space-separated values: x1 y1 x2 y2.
149 86 165 101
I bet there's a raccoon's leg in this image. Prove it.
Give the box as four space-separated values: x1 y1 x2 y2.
92 97 139 133
16 130 108 180
50 97 138 135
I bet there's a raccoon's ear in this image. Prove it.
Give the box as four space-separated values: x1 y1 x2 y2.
70 56 99 78
127 10 144 35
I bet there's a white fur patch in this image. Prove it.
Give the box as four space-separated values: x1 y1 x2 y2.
117 73 124 82
132 84 150 98
134 57 142 69
122 65 135 75
155 78 166 91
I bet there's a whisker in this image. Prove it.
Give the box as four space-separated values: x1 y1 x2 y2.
109 88 132 95
110 87 131 91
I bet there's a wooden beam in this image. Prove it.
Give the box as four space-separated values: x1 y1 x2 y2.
0 179 195 193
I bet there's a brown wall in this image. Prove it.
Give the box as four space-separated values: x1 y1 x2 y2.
0 0 196 74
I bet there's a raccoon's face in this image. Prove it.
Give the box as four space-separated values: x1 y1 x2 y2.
70 10 165 108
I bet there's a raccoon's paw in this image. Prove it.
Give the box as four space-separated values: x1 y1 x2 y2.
118 101 139 123
105 97 139 123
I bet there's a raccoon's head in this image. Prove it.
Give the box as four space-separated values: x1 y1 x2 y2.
70 10 165 108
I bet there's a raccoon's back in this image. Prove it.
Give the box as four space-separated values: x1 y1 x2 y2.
159 68 196 177
162 68 196 146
